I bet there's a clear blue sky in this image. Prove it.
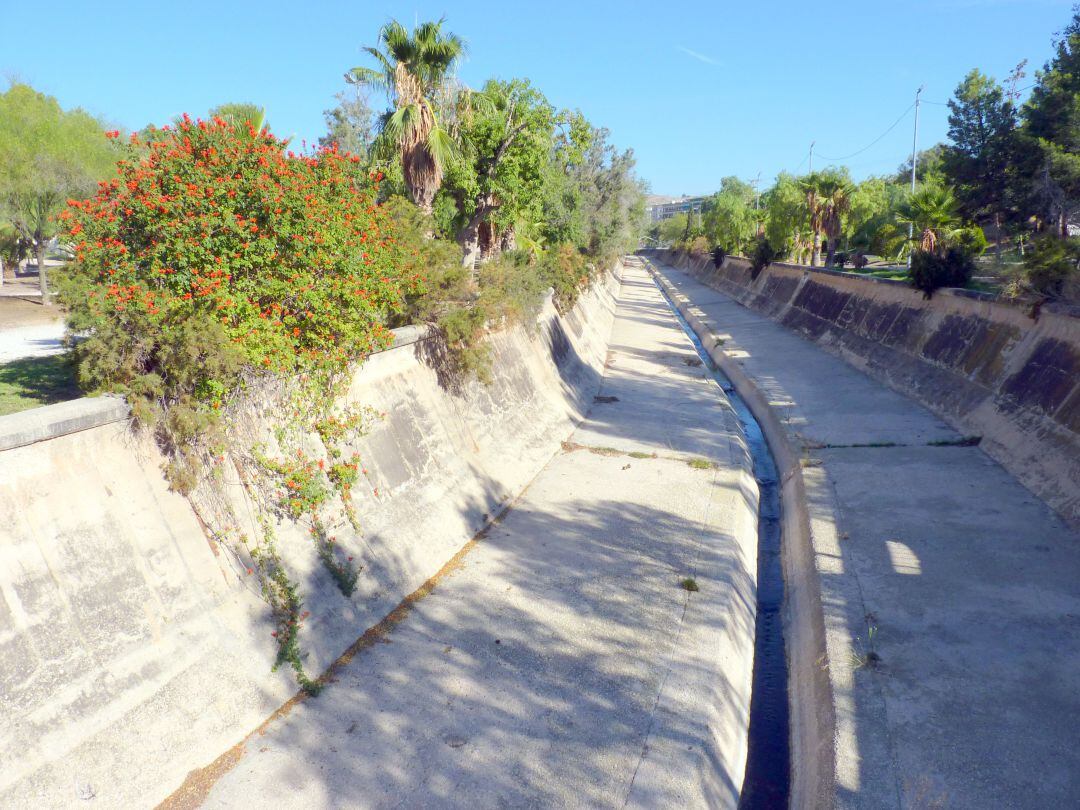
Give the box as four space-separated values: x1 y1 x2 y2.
1 0 1074 195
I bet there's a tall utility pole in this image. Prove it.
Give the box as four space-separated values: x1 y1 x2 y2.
809 141 815 174
907 86 925 268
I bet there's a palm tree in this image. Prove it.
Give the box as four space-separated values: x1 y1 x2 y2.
798 172 828 267
799 172 852 267
897 185 963 255
820 179 846 267
347 19 464 215
208 103 267 136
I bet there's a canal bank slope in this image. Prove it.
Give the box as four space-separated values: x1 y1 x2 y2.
649 257 1080 809
165 259 760 809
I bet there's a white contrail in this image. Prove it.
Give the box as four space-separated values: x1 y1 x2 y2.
677 46 721 66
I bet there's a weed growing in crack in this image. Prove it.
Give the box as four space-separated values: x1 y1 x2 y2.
850 625 881 670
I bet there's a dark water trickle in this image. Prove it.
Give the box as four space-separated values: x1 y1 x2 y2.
654 278 792 809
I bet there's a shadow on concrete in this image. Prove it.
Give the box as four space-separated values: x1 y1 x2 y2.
175 266 758 808
234 492 754 809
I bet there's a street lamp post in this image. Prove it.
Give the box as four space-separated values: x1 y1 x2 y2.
907 86 925 268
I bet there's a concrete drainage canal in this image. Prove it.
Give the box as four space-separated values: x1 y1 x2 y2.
653 276 792 808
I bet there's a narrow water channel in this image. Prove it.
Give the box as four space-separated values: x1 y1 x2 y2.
650 273 792 809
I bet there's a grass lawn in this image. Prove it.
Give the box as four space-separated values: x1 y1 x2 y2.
848 266 910 281
0 355 83 416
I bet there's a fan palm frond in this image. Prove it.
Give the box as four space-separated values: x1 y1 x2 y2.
425 123 458 170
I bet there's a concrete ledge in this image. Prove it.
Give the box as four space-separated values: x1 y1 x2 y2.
387 323 435 349
0 323 451 453
0 395 130 451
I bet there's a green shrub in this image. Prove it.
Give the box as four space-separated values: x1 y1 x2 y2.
539 243 591 311
909 248 975 299
750 236 779 280
438 305 492 383
955 225 989 257
1016 236 1080 301
478 250 548 326
687 235 710 257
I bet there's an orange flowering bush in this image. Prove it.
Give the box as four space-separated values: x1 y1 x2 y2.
59 116 421 487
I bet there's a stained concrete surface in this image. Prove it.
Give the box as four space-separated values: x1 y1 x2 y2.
2 275 620 808
184 263 760 808
652 260 1080 809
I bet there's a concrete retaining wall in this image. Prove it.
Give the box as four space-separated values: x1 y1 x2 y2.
651 249 1080 528
0 268 621 808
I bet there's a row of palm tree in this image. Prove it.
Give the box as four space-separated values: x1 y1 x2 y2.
799 173 852 267
798 172 965 267
350 18 971 272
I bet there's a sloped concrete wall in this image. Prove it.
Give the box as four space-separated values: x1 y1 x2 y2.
652 249 1080 527
0 267 621 809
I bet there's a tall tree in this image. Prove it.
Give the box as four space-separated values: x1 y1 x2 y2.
1022 8 1080 237
0 82 118 297
347 18 464 215
573 125 646 264
701 177 757 255
451 79 555 267
799 171 850 267
819 174 854 266
536 110 593 249
319 87 375 157
845 176 907 259
894 144 948 187
942 70 1019 250
763 172 810 262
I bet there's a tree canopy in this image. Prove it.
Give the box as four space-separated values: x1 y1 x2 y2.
0 82 118 295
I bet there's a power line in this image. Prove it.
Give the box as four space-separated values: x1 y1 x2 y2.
816 102 916 162
924 81 1039 107
794 149 810 173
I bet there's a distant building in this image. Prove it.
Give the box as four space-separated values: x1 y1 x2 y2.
646 195 706 223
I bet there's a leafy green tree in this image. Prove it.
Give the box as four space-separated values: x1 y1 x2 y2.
1021 8 1080 237
894 144 949 187
701 177 758 255
763 172 809 262
942 70 1020 248
537 110 593 249
845 176 907 259
449 78 555 266
0 82 119 297
656 213 688 245
319 87 376 158
566 123 646 264
347 18 465 215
